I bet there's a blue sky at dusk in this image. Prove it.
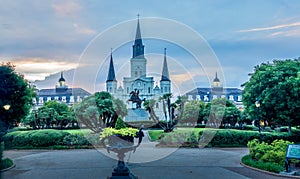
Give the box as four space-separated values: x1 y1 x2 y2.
1 0 300 94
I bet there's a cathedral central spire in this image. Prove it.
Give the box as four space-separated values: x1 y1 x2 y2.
132 15 144 58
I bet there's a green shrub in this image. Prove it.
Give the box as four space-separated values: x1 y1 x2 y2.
247 139 291 167
275 127 289 133
263 127 272 132
199 129 300 147
85 133 102 146
158 131 198 147
0 158 13 170
115 117 127 130
243 125 258 131
62 134 89 146
242 155 284 173
154 128 300 148
244 139 293 173
3 130 70 148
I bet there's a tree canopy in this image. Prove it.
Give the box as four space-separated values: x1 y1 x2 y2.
0 63 34 131
23 101 76 129
74 91 127 133
242 59 300 130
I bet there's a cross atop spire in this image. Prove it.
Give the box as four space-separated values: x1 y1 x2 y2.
106 49 117 82
132 15 144 58
161 48 170 81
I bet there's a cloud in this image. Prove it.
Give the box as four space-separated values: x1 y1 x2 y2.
73 23 96 35
5 57 78 81
237 22 300 32
268 29 300 38
52 1 82 17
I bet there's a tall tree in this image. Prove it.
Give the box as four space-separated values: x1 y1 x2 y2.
181 100 206 125
144 94 183 132
204 98 240 127
74 92 127 133
0 63 34 132
242 59 300 132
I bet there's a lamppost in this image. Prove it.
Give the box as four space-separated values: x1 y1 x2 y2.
1 104 11 132
255 99 261 133
1 104 11 148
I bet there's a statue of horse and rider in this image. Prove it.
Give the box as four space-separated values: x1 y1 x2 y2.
128 89 145 109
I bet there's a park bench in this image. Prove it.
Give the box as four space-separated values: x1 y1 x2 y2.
285 144 300 172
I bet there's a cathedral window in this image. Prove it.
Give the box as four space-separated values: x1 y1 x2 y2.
148 87 150 93
135 71 138 77
165 87 167 93
127 87 129 94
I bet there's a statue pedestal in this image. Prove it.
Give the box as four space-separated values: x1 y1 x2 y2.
125 108 149 121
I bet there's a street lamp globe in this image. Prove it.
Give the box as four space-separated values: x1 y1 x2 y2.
255 100 260 108
3 104 11 110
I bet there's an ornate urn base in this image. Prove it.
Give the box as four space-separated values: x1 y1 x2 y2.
104 129 144 179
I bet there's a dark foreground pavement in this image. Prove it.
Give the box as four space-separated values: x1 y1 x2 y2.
1 147 288 179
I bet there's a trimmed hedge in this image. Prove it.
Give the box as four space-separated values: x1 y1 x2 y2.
3 129 70 148
158 131 198 147
201 129 300 147
155 129 300 147
3 129 104 149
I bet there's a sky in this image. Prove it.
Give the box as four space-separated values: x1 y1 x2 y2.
1 0 300 95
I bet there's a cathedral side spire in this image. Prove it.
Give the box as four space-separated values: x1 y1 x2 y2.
106 50 117 82
59 72 65 82
56 71 68 90
161 48 170 81
132 15 144 58
213 72 222 89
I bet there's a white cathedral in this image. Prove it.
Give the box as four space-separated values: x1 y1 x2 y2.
105 18 171 121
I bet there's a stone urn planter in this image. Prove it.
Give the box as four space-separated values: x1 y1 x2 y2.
100 128 144 179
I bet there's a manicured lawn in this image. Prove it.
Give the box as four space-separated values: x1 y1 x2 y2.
148 130 164 141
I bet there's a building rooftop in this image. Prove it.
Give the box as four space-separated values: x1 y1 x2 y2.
38 88 91 96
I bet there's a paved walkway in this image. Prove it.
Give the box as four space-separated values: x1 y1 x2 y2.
1 132 289 179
